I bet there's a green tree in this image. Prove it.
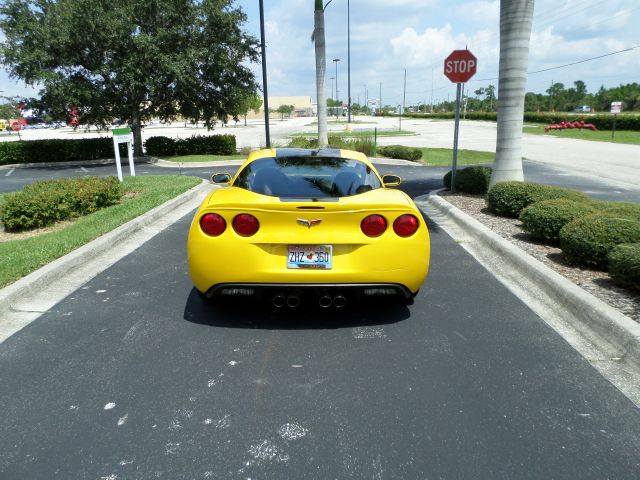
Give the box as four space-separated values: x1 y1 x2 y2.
485 85 497 111
0 0 259 155
546 82 566 111
0 101 17 120
239 94 263 126
276 104 294 120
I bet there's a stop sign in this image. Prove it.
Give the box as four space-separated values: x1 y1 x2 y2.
444 50 477 83
11 121 22 132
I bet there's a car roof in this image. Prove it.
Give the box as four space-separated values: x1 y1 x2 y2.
245 148 371 166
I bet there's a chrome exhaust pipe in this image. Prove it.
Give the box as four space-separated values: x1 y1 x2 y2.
286 294 301 308
272 293 286 308
318 295 333 308
333 294 347 309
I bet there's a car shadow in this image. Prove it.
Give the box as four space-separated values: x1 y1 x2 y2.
182 288 411 330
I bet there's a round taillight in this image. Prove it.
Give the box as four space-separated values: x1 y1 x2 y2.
393 214 419 237
200 213 226 236
232 214 260 237
361 214 387 237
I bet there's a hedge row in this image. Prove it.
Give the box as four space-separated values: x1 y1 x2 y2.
144 134 236 156
0 138 115 166
608 244 640 292
402 112 640 130
487 182 589 217
378 145 422 161
1 177 123 231
443 166 492 194
483 180 640 290
559 215 640 269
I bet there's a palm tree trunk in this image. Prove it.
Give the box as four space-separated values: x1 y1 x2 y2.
314 3 328 147
490 0 535 186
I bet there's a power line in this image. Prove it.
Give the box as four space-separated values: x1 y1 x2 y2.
528 44 639 74
469 44 639 82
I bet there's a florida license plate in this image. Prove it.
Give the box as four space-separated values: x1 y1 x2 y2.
287 245 332 269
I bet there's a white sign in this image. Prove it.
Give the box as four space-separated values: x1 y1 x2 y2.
610 101 622 114
111 127 136 181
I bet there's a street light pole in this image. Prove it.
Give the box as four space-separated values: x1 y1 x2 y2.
333 58 340 119
259 0 270 147
347 0 351 123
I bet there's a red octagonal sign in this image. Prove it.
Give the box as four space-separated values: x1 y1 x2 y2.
444 50 477 83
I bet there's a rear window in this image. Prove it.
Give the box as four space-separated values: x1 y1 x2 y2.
233 156 382 198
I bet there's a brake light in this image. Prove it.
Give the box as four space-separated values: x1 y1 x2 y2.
393 214 419 237
232 214 260 236
361 214 387 237
200 213 226 236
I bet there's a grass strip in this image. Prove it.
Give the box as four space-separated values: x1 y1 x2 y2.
160 154 245 163
292 130 416 138
0 175 201 288
420 147 495 166
523 125 640 145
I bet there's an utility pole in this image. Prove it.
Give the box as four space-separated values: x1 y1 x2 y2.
400 68 406 132
379 83 382 115
259 0 270 147
347 0 351 123
430 68 435 113
333 58 340 118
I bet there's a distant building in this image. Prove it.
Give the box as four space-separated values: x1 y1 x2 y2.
247 96 314 118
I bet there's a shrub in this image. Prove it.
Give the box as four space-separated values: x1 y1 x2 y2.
520 199 597 244
487 182 590 218
144 134 236 157
559 215 640 269
378 145 422 161
443 166 493 194
1 177 123 231
608 244 640 291
287 137 319 149
330 135 375 156
0 138 114 166
144 136 177 156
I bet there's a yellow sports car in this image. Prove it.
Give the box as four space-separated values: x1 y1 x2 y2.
187 148 430 308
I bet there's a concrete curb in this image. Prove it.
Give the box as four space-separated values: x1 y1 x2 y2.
416 192 640 370
0 180 211 319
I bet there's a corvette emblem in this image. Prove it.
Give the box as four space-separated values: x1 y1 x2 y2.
297 218 322 228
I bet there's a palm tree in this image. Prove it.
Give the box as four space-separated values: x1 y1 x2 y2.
490 0 535 186
313 0 329 147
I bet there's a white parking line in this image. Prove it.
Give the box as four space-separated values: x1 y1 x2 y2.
80 167 88 173
4 169 14 177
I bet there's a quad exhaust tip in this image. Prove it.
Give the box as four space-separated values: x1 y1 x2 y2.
333 294 347 309
272 293 286 308
286 294 301 308
319 295 332 308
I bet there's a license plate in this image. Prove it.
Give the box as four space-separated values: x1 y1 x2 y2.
287 245 332 269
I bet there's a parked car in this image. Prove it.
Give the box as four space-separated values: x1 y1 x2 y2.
187 148 431 308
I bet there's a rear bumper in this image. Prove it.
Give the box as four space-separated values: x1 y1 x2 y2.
204 282 414 302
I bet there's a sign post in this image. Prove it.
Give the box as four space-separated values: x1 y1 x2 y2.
111 127 136 182
610 101 622 139
444 49 477 193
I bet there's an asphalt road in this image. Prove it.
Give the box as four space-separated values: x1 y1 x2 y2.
1 181 640 478
3 159 640 202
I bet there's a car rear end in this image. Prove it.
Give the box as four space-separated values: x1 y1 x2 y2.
187 149 430 308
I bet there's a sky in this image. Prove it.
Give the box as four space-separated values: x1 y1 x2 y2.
1 0 639 107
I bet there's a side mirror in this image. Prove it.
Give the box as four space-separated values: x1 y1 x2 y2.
382 174 402 187
211 173 232 184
